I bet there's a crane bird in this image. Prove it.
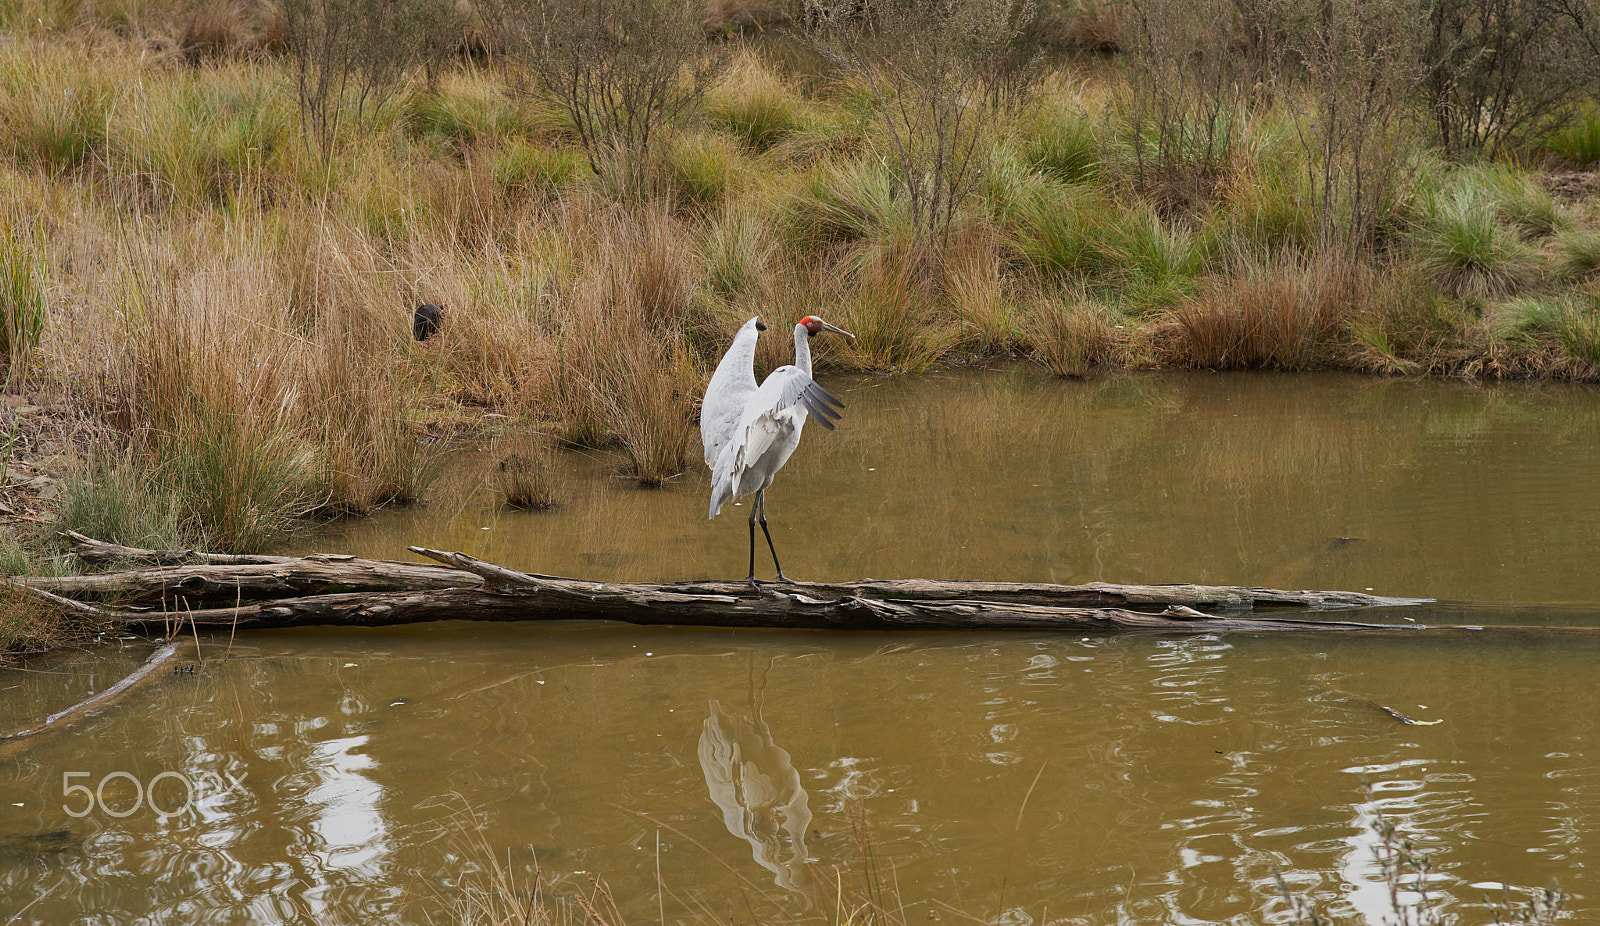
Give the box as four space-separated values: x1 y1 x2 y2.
702 315 855 588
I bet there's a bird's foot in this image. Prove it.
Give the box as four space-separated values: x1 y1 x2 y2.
774 573 797 585
746 575 764 592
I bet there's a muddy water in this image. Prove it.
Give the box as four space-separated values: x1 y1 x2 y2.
5 369 1600 925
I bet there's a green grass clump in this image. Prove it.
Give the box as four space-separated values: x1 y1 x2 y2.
1001 181 1118 282
785 157 909 253
157 411 319 553
701 210 776 303
1558 227 1600 279
1493 293 1600 369
1543 101 1600 166
0 230 47 386
1223 161 1316 253
111 69 289 208
1414 185 1541 298
1019 107 1099 183
664 132 740 209
1107 205 1209 310
1348 272 1468 373
56 454 190 552
0 44 110 174
703 51 813 153
1456 162 1569 239
493 139 582 200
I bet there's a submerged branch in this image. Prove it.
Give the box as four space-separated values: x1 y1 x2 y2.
0 640 195 752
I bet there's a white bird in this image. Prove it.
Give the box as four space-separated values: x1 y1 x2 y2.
702 315 855 588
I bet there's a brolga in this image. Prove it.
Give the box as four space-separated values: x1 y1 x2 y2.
702 315 855 589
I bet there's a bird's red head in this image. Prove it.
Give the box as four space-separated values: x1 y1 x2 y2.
800 316 822 334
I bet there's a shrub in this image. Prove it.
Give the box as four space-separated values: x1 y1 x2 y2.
807 0 1041 246
496 0 723 173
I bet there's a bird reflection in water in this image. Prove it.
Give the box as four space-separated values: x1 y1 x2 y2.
697 696 814 894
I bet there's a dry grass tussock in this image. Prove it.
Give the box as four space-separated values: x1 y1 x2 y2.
545 201 710 484
1174 250 1357 370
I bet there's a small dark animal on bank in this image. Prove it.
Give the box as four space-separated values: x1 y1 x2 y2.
413 303 446 341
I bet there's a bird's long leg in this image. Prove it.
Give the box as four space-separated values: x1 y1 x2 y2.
755 489 792 583
746 498 763 590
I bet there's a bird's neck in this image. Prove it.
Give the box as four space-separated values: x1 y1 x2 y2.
792 324 812 377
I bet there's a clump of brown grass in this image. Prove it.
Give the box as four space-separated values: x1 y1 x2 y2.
178 0 250 62
941 224 1018 355
547 201 708 484
1174 250 1353 370
1022 288 1119 377
492 428 557 509
837 244 953 372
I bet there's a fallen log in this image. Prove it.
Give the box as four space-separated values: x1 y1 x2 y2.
36 536 1421 613
20 554 480 604
4 538 1506 635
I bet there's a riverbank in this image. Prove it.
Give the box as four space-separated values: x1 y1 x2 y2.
2 0 1599 654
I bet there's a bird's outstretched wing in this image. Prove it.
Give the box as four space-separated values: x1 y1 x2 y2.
749 365 845 430
707 366 845 519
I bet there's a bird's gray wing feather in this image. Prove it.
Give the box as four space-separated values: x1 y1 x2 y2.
754 366 845 430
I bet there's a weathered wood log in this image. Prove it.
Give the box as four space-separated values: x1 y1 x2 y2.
20 554 481 604
6 544 1468 634
35 536 1426 613
55 585 1434 633
61 537 1600 637
62 530 291 567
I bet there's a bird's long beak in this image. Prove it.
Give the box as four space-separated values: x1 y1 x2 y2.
821 321 856 339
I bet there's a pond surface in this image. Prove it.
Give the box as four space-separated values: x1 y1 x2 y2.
4 368 1600 925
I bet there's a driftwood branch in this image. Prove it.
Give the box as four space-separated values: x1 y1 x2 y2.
61 530 290 567
0 640 195 753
